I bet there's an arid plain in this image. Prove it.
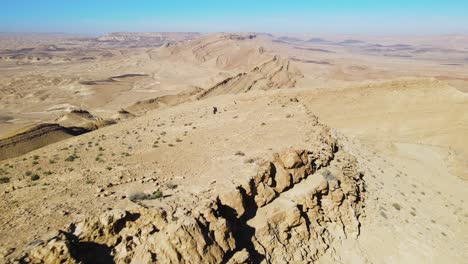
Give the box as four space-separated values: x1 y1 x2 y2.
0 32 467 263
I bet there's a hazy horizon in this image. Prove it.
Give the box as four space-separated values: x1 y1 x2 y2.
3 0 468 35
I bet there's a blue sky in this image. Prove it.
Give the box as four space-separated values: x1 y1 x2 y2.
2 0 468 34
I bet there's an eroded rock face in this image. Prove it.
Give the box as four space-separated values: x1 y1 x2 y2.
18 123 365 264
197 56 303 99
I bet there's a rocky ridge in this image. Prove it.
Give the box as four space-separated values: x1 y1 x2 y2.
18 115 365 264
198 56 302 99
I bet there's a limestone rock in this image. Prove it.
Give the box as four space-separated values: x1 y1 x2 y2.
17 139 365 264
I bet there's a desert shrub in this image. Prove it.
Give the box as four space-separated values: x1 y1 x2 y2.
43 171 53 175
95 157 104 163
33 155 40 160
85 179 95 184
25 171 32 176
176 138 183 142
106 166 112 171
166 183 178 190
65 154 79 162
392 203 402 210
30 174 40 181
168 144 175 147
32 161 39 165
128 192 147 202
152 190 163 199
235 151 245 156
244 158 255 164
128 190 164 201
49 159 56 164
0 177 10 184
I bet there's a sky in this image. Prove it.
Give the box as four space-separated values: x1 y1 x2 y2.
2 0 468 35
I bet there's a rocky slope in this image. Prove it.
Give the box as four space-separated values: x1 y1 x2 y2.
18 115 365 263
197 56 302 99
0 110 115 160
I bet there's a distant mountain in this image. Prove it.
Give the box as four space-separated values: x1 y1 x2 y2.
276 36 304 43
337 39 367 45
306 37 331 44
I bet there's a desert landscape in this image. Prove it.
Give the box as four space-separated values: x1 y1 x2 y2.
0 30 467 263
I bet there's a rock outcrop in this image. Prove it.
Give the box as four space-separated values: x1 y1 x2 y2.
197 56 303 99
18 119 365 263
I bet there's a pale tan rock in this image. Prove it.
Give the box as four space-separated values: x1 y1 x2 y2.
226 248 250 264
279 148 303 169
272 158 292 192
218 188 246 218
17 144 364 264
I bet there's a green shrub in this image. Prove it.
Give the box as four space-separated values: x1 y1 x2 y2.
152 190 163 199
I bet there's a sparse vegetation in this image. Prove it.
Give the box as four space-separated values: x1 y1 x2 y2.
85 179 95 185
166 183 178 189
152 190 163 198
244 158 255 164
128 190 164 202
65 154 79 162
0 177 10 184
392 203 402 211
30 174 40 181
235 151 245 156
